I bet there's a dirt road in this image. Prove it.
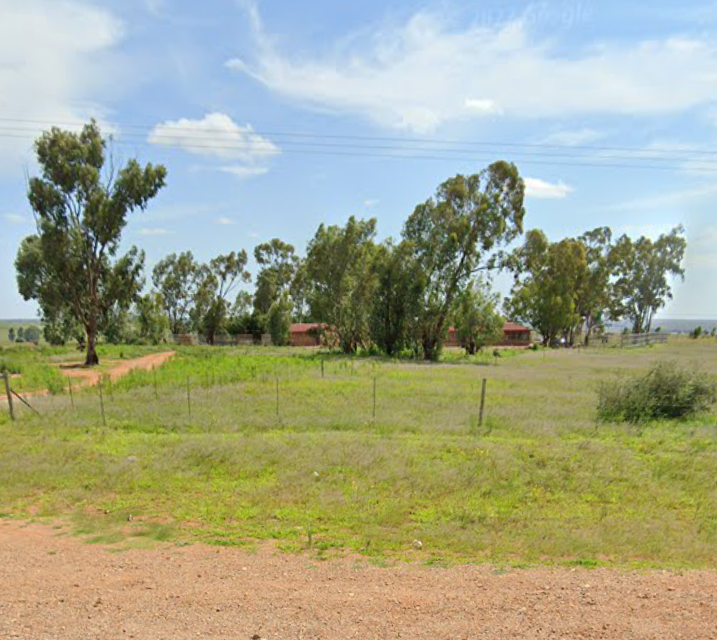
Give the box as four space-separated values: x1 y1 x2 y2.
60 350 176 385
1 351 175 403
0 521 715 640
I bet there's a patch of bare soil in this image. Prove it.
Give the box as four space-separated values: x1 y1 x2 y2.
0 521 715 640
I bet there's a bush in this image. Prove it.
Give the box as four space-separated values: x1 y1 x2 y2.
597 361 717 423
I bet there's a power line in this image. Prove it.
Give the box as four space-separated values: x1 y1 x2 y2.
5 130 717 173
1 125 711 166
2 115 717 158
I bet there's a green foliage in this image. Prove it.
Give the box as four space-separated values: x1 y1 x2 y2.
505 230 588 346
253 239 299 316
403 163 525 360
17 327 25 341
454 280 503 354
43 308 82 346
23 326 41 343
305 216 378 353
152 251 202 334
136 293 169 344
597 361 717 423
267 296 293 346
690 326 703 340
610 226 686 334
7 328 15 342
193 252 251 344
103 305 135 345
15 120 167 365
370 241 424 357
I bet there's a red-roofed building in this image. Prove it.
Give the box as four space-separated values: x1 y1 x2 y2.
289 323 324 347
445 321 532 347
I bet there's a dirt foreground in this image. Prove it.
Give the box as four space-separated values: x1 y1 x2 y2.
1 522 716 639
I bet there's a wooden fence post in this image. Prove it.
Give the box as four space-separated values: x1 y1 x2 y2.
3 371 14 421
478 378 487 428
275 376 280 419
372 376 377 420
153 368 158 400
68 377 74 409
321 358 325 379
186 376 192 417
98 381 107 427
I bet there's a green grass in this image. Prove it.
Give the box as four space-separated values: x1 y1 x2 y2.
1 339 717 567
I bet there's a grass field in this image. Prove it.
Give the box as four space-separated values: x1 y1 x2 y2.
0 320 44 346
1 339 716 568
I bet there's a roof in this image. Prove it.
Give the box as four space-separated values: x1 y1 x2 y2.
447 322 530 333
290 323 323 333
503 322 530 333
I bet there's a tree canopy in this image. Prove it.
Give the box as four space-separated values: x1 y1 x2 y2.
15 121 167 364
610 226 686 334
403 162 525 359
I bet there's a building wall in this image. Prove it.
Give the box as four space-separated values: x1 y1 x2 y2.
290 332 320 347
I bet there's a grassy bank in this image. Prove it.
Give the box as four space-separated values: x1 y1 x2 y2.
1 340 716 567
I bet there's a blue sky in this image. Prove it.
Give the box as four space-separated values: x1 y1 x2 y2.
1 0 717 319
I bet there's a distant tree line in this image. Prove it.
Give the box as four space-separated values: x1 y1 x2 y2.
13 121 688 364
6 326 41 343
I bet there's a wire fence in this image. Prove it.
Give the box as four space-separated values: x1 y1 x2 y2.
1 364 499 436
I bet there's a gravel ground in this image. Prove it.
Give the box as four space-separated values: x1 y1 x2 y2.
1 521 716 640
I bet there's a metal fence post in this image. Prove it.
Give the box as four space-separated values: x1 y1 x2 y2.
3 371 14 421
478 378 487 428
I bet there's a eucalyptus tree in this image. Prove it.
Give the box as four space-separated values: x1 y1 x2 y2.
15 121 167 364
403 162 525 360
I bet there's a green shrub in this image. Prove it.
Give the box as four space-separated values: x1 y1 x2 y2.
597 361 717 423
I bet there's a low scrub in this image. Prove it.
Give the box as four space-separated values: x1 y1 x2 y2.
597 360 717 423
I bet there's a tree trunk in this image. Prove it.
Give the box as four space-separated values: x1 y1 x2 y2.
423 336 439 361
85 329 99 366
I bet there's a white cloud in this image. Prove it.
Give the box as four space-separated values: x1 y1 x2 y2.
364 199 379 207
148 113 279 177
139 227 172 236
215 217 234 225
219 165 269 177
2 213 29 224
228 6 717 132
0 0 124 172
538 128 605 146
464 98 503 116
524 177 574 199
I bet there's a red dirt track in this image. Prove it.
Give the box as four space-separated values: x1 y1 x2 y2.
1 521 716 639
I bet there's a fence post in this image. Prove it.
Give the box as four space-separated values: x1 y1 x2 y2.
68 377 74 409
3 371 14 421
372 376 377 420
153 368 158 400
321 358 325 379
186 376 192 417
108 376 114 402
275 376 280 419
98 381 107 427
478 378 487 428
